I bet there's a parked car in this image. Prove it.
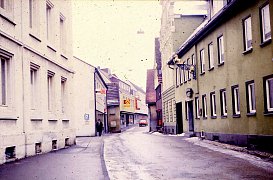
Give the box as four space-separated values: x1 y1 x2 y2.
139 119 148 127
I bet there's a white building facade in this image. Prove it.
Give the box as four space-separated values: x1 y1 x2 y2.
73 57 96 137
0 0 75 164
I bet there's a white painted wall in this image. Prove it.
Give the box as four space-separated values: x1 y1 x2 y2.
73 57 96 137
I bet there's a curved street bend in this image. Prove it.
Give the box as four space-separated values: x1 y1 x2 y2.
1 126 273 180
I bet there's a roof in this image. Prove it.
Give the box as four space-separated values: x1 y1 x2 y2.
146 69 156 104
127 80 146 94
168 0 244 65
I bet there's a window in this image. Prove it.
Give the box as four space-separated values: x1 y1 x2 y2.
0 56 9 106
183 64 186 83
47 71 54 111
260 3 271 43
243 16 252 51
200 49 205 74
195 97 200 119
0 0 4 9
30 63 39 109
231 85 240 116
46 1 54 41
183 61 188 82
220 89 227 117
61 77 66 113
208 43 214 69
246 80 256 114
210 92 217 117
191 54 195 79
202 95 207 119
60 13 66 53
217 35 224 64
179 67 183 85
185 101 188 120
263 75 273 113
187 58 191 81
176 67 179 86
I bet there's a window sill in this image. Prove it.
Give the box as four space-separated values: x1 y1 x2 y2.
208 67 214 71
246 112 256 116
0 12 16 26
188 78 191 81
211 116 217 119
0 117 17 120
195 117 200 120
29 33 41 42
260 39 271 48
242 48 253 55
62 119 70 121
184 81 187 84
47 44 57 52
264 111 273 116
48 119 58 121
31 118 43 121
232 114 241 118
218 62 224 67
61 54 68 60
221 115 227 119
200 72 205 76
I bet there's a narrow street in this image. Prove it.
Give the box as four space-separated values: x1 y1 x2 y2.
1 127 273 180
104 126 273 180
0 137 108 180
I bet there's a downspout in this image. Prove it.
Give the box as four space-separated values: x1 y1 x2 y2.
21 0 27 157
94 69 97 136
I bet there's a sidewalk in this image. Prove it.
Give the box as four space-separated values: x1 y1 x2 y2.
0 136 109 180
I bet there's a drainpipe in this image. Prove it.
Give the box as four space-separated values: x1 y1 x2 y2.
20 0 27 158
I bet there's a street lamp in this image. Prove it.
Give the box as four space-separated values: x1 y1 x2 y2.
173 55 196 80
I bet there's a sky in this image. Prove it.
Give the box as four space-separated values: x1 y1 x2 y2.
72 0 162 89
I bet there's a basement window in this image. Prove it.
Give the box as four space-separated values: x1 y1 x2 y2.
35 142 42 154
52 140 57 150
65 138 69 147
5 146 16 160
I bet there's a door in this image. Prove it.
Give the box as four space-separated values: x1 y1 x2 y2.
176 102 183 134
188 101 194 132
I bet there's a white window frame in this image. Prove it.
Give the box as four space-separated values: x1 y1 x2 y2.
187 58 191 80
247 82 256 113
195 97 200 119
211 92 217 117
260 3 271 43
191 54 195 79
60 13 66 54
30 64 39 110
61 77 66 113
202 95 207 118
232 86 240 115
0 57 9 106
220 89 227 116
218 35 224 64
47 71 54 111
0 0 13 21
46 1 54 41
243 16 253 51
176 67 179 86
200 49 205 74
208 43 214 69
265 77 273 112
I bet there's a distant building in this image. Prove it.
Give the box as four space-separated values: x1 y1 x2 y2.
168 0 273 151
0 0 75 164
73 57 96 136
160 0 206 134
146 69 157 132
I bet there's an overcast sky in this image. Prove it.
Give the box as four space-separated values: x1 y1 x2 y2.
72 0 162 89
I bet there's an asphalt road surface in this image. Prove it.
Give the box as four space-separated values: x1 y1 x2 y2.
104 126 273 180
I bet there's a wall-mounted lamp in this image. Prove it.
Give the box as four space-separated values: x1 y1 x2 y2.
174 55 196 80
